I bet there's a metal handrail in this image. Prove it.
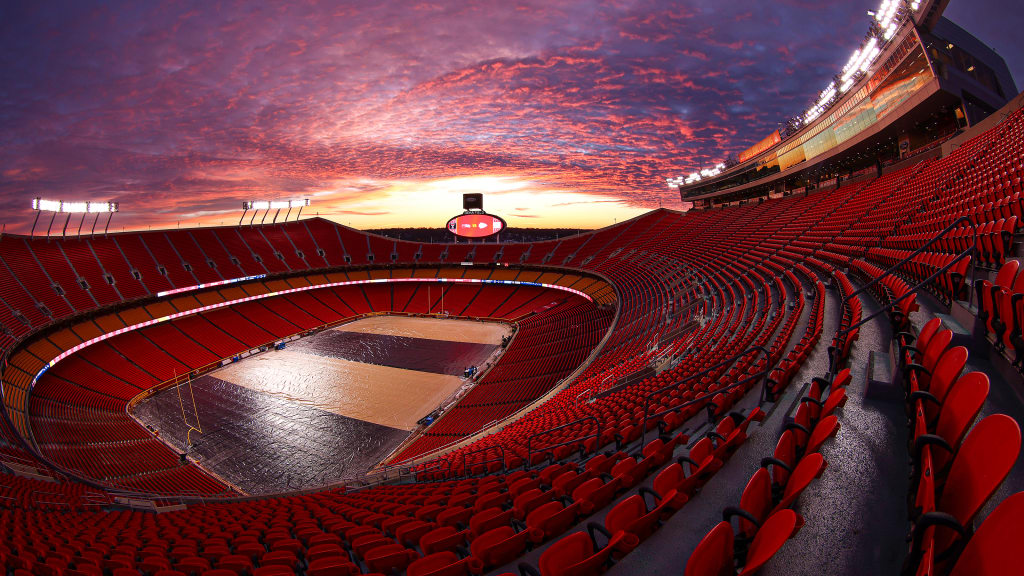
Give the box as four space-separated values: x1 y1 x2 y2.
524 416 600 469
582 302 702 408
593 366 655 401
411 459 451 481
830 216 977 371
639 368 770 453
460 445 505 478
0 452 44 466
841 215 976 306
639 345 770 451
574 389 592 409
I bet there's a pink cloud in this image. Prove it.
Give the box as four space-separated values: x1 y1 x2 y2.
0 0 886 232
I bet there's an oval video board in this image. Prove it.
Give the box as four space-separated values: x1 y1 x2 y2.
447 212 506 238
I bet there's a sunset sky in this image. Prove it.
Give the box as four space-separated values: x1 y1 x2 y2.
1 1 1019 233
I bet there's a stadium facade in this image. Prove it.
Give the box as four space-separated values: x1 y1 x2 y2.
675 0 1017 209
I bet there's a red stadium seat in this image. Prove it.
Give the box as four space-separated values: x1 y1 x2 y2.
685 509 803 576
603 487 675 542
306 558 357 576
525 526 638 576
652 438 723 499
406 552 483 576
909 414 1021 564
525 499 589 542
420 527 469 556
948 492 1024 575
469 526 542 569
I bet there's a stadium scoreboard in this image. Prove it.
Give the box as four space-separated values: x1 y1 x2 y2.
448 193 505 239
447 213 505 238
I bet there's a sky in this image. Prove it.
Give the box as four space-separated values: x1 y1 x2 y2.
0 1 1020 233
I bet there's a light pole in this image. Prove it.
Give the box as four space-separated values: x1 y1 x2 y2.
241 199 310 226
30 198 119 238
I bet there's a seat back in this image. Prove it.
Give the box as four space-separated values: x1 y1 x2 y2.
926 347 968 407
804 415 840 455
689 438 715 468
921 330 954 378
653 463 684 496
469 526 513 559
767 431 797 488
931 372 989 470
538 532 595 576
419 526 464 556
777 453 827 511
736 468 772 538
949 492 1024 576
914 318 943 357
739 509 803 576
406 551 474 576
936 414 1021 552
684 522 734 576
1010 266 1024 293
604 495 646 537
995 259 1020 288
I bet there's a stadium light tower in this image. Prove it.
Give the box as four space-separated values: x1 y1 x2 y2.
30 198 119 238
240 199 310 226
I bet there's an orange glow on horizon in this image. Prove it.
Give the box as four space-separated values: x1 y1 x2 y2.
118 175 666 233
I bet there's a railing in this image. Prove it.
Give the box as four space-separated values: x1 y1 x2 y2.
81 490 113 508
0 451 49 469
592 367 653 401
410 459 451 482
461 445 505 477
639 345 771 452
576 327 697 406
882 131 955 167
524 416 600 470
829 215 977 372
574 389 592 409
659 315 700 348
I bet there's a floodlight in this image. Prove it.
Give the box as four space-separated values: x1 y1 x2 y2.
30 198 119 237
242 199 309 210
31 199 118 214
240 198 311 225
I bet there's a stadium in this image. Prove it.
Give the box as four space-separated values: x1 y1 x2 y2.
0 0 1022 575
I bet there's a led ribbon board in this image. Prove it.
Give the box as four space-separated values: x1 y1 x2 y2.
157 274 267 298
30 276 593 387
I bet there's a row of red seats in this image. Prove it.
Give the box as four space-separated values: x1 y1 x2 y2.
422 204 807 479
975 259 1024 362
684 369 846 575
503 273 843 576
895 318 1022 575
